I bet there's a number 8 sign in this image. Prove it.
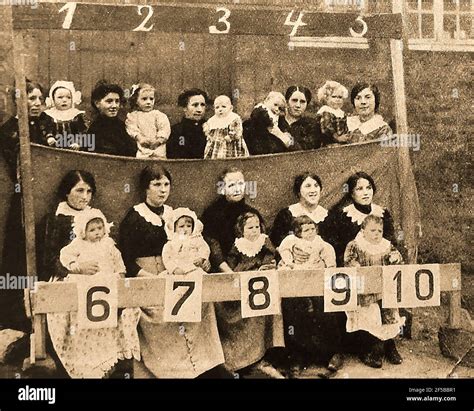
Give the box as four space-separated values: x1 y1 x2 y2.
240 271 281 319
382 264 440 308
324 268 358 312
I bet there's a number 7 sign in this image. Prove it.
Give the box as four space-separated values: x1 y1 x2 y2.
163 271 203 322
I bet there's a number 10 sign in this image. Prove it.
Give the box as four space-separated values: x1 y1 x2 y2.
382 264 440 308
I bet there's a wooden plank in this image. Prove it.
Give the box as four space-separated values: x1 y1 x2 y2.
448 291 462 329
33 314 46 360
12 4 403 38
31 263 461 314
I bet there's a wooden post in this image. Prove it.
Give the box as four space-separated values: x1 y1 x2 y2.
9 8 46 359
390 1 420 264
448 291 462 329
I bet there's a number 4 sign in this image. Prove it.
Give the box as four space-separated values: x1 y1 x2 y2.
76 274 118 330
324 268 358 312
163 271 203 323
240 271 281 319
383 264 440 308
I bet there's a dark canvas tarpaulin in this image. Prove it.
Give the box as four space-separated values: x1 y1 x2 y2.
0 141 420 266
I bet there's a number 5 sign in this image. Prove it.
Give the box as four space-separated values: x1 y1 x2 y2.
240 271 281 319
383 264 440 308
324 268 358 312
75 274 118 330
163 271 203 322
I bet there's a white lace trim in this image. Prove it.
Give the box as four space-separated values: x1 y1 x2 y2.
44 107 85 122
343 203 385 225
234 234 267 257
205 111 241 130
288 203 328 224
133 203 173 227
55 201 92 217
347 114 388 135
317 105 345 118
353 231 392 255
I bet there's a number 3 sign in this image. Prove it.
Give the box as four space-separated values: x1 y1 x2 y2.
324 268 358 312
240 271 281 319
75 274 118 330
382 264 440 308
163 271 203 322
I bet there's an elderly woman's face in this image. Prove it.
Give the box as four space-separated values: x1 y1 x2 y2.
27 88 43 117
184 95 206 121
223 171 246 203
354 87 376 119
299 177 321 207
95 92 120 117
287 91 307 119
351 178 374 206
66 180 93 210
146 176 171 207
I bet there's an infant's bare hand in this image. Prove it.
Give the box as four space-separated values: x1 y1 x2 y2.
173 268 186 276
78 261 99 275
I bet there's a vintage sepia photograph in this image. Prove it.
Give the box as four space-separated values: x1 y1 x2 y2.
0 0 471 407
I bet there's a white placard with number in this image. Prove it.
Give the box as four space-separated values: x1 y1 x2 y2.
75 274 118 330
382 264 440 308
324 268 358 312
163 271 203 323
240 270 281 319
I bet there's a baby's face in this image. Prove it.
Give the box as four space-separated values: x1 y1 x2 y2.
137 89 155 112
326 89 345 110
85 220 105 243
362 221 383 245
265 97 285 116
299 223 317 241
243 216 261 242
214 96 232 118
175 216 193 237
53 88 72 111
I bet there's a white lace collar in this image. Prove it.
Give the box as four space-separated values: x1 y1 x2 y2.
55 201 92 217
347 114 387 135
44 107 85 122
317 105 345 118
354 231 391 255
206 111 240 130
343 203 385 225
234 234 267 257
134 203 173 227
288 203 328 224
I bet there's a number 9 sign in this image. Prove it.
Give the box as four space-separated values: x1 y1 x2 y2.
324 268 358 312
240 271 281 319
75 274 118 330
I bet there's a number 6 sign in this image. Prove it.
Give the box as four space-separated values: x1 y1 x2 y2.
75 274 118 330
240 271 281 319
324 268 358 312
163 271 203 322
382 264 440 308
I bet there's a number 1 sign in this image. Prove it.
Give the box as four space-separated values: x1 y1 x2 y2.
324 268 358 312
240 271 281 319
382 264 440 308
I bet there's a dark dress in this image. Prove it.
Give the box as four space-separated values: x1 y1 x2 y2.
167 118 207 159
270 203 344 365
320 202 396 267
0 116 49 332
278 116 324 150
201 196 263 271
40 111 89 149
86 115 136 157
243 107 290 155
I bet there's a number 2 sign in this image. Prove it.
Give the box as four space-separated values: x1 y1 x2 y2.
240 271 281 319
324 268 358 312
382 264 440 308
76 274 118 330
163 271 203 323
